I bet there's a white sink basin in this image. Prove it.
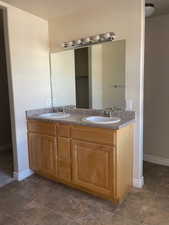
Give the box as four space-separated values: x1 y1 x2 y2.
83 116 121 124
38 112 70 119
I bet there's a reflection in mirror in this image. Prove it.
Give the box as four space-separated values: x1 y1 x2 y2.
51 40 126 110
75 47 90 108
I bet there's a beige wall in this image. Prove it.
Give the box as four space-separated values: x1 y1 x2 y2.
49 0 145 186
144 14 169 161
0 1 51 178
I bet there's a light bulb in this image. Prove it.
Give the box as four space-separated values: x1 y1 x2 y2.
68 41 74 47
93 35 100 42
103 32 111 39
84 37 91 43
62 42 68 48
76 39 82 45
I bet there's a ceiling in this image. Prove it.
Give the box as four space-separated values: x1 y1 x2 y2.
1 0 169 20
146 0 169 17
1 0 105 20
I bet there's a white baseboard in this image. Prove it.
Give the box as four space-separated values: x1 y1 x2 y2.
13 169 34 181
144 154 169 167
133 176 144 188
0 144 12 152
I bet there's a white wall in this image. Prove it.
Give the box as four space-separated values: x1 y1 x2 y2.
49 0 145 187
144 14 169 163
0 1 51 178
51 50 76 106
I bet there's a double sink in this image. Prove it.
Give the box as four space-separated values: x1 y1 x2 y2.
39 112 121 124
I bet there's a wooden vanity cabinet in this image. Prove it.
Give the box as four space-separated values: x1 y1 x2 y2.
27 119 133 203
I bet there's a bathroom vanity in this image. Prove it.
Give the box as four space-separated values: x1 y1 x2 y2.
26 36 134 203
27 109 134 204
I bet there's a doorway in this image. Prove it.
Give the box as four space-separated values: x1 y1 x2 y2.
0 8 14 187
144 3 169 182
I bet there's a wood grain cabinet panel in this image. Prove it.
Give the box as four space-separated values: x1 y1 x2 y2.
58 124 71 137
28 133 42 171
58 160 71 182
71 125 115 146
40 135 57 177
28 120 57 136
58 137 71 181
28 132 57 177
72 140 114 196
58 137 71 161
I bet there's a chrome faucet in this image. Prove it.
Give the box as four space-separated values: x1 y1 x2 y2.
104 106 122 117
104 110 114 117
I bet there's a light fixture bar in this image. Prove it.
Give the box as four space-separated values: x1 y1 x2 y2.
62 32 116 49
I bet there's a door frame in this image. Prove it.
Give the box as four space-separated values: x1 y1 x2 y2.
0 5 18 175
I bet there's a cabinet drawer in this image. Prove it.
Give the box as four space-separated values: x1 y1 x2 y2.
58 124 71 137
28 120 57 136
71 125 115 146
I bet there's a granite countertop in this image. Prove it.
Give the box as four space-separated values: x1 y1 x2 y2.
26 107 135 130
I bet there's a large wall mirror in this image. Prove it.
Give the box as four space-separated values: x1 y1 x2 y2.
50 40 126 109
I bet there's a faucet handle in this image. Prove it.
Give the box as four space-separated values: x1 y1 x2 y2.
59 107 65 113
104 110 113 117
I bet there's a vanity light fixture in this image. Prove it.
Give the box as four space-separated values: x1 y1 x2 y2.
62 32 115 49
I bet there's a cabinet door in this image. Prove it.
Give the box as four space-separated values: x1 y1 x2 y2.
58 137 71 182
40 135 57 177
28 133 57 177
72 140 114 196
28 133 42 171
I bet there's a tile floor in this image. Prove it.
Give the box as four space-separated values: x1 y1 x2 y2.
0 150 14 188
0 162 169 225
